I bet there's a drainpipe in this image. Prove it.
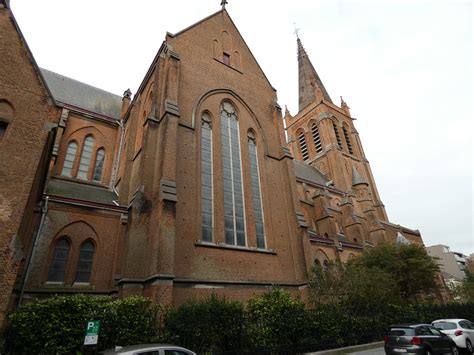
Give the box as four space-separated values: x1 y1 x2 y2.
18 195 49 305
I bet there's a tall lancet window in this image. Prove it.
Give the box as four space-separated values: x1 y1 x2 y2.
77 135 94 179
201 113 213 242
92 148 105 182
248 131 265 249
342 125 353 154
311 123 323 153
298 130 309 161
332 122 342 149
220 102 246 246
62 141 77 177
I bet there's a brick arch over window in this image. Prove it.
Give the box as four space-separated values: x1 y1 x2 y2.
45 221 99 285
314 249 330 268
59 126 110 183
191 88 268 155
194 90 272 250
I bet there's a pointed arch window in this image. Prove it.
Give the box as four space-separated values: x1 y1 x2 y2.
248 131 265 249
92 148 105 182
220 102 246 246
201 113 213 242
342 125 353 154
332 122 342 149
47 238 70 282
311 123 323 153
61 141 78 177
298 130 309 161
77 136 94 180
74 241 95 283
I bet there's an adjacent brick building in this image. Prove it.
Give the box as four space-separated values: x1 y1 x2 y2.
0 3 426 325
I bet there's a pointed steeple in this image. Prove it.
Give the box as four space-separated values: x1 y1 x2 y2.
297 37 332 111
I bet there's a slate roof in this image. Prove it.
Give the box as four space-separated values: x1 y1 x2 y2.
47 178 117 204
40 68 122 119
293 160 329 186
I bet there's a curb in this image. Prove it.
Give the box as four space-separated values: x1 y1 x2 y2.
305 341 384 354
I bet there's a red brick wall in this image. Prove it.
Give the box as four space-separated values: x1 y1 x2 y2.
0 8 59 326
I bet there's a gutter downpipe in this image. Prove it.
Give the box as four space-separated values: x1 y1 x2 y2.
18 195 49 306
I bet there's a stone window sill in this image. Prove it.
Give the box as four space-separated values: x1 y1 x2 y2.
195 240 276 254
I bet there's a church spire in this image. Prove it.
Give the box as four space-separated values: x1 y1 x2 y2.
297 37 332 111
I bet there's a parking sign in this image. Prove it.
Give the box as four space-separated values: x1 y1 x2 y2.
84 320 100 345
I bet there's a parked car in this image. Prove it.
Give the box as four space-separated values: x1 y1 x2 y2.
100 344 196 355
384 323 459 354
432 319 474 353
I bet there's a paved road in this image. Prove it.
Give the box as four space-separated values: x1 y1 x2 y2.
349 346 384 354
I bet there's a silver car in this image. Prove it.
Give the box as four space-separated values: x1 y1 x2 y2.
100 344 196 355
432 319 474 353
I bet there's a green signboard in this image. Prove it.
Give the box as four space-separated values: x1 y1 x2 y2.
84 320 100 345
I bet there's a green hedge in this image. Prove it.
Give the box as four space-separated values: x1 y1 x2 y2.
3 291 474 354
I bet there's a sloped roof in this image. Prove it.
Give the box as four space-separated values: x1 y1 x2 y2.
293 160 329 186
47 178 117 204
41 68 122 119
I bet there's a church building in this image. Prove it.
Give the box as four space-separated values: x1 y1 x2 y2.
0 1 423 326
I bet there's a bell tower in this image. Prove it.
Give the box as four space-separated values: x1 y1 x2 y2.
286 36 388 222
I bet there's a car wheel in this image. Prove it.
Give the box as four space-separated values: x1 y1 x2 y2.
451 345 459 355
467 339 473 354
425 350 432 355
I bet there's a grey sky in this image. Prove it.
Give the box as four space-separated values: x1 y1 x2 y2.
10 0 473 255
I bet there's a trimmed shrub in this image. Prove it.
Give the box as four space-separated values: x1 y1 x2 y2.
164 294 244 353
3 295 163 354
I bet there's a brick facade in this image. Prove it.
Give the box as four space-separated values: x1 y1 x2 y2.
0 5 426 327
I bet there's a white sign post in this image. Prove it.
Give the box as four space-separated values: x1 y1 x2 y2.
84 320 100 345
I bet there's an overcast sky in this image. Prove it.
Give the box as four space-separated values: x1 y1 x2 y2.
10 0 473 255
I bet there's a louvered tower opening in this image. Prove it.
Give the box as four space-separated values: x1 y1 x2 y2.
298 131 309 161
342 125 353 154
311 124 323 153
332 122 342 149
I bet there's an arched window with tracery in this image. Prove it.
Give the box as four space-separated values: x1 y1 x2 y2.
61 141 78 177
47 238 70 282
74 240 95 283
342 124 353 154
220 102 246 246
201 113 213 242
77 135 94 180
92 148 105 182
297 130 309 161
311 123 323 153
248 131 265 248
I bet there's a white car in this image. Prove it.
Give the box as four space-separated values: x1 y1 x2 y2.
432 319 474 353
100 344 196 355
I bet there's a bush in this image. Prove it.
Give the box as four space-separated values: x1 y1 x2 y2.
3 295 163 354
164 294 244 353
244 288 312 352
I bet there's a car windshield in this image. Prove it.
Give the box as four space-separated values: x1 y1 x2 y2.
389 328 415 336
433 322 457 330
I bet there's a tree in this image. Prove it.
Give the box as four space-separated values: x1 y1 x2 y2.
308 260 400 311
349 242 441 301
459 270 474 302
